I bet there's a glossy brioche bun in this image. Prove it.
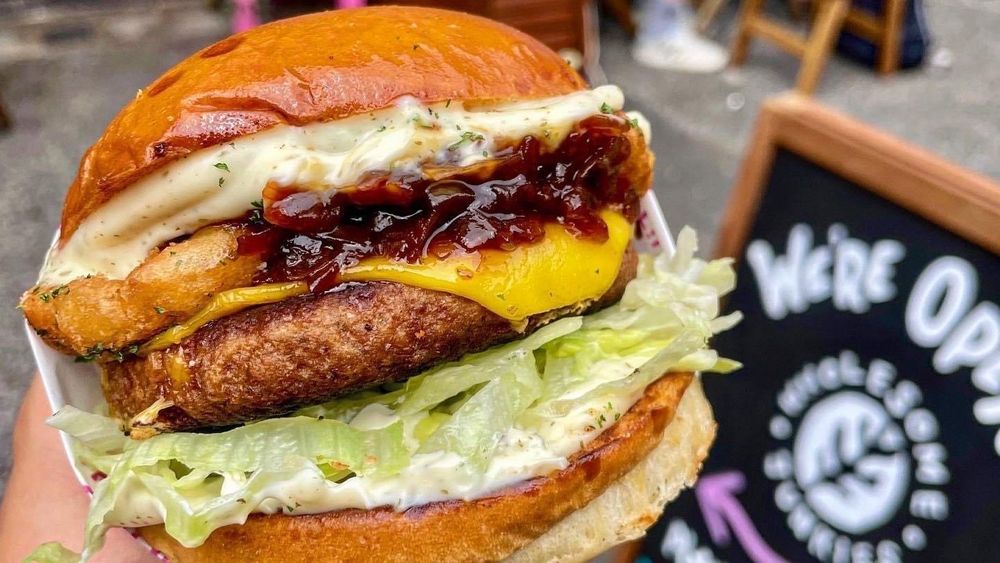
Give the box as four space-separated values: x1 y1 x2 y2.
60 7 585 243
140 373 717 562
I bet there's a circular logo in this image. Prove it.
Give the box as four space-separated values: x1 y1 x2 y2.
794 391 910 535
763 351 951 562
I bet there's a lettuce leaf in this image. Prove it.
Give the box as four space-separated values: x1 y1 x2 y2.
23 542 80 563
398 318 580 416
49 227 739 561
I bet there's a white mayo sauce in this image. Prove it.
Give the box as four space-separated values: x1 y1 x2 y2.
105 388 643 530
42 85 650 285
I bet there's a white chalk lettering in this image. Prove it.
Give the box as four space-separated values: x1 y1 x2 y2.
909 490 949 521
764 448 794 481
748 224 904 320
905 256 977 347
660 519 723 563
934 302 1000 374
906 255 1000 455
912 443 949 485
973 395 1000 426
972 354 1000 394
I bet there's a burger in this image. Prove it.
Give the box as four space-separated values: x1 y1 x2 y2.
20 7 739 562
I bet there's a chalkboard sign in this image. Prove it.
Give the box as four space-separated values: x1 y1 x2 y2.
622 94 1000 563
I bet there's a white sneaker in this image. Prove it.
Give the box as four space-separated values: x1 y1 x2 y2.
631 29 729 73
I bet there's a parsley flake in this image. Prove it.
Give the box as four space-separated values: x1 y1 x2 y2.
75 342 139 363
249 200 265 223
448 131 485 151
600 102 613 114
111 344 140 362
213 162 230 172
75 343 106 363
39 285 69 302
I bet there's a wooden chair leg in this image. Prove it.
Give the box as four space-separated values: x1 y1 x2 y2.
602 0 636 38
0 93 10 131
730 0 767 66
795 0 849 94
696 0 728 33
787 0 810 21
878 0 905 74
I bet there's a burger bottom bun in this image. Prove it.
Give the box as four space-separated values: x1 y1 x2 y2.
141 374 716 562
509 374 715 563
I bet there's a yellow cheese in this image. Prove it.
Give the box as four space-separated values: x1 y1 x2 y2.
340 210 631 320
138 211 630 352
140 281 309 354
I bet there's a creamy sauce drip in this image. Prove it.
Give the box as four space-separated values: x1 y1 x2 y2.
104 389 642 529
42 86 649 285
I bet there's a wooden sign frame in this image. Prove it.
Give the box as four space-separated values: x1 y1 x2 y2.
715 92 1000 261
615 93 1000 563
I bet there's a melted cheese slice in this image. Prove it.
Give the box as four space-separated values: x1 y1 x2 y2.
340 210 631 321
139 211 630 352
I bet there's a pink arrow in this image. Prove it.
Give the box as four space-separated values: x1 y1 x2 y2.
695 470 789 563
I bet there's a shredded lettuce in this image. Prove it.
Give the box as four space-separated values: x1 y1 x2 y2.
47 412 409 559
23 542 79 563
47 227 739 561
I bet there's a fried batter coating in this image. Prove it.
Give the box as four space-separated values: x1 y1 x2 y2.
22 226 261 356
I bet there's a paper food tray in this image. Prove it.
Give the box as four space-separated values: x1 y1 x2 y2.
26 189 676 502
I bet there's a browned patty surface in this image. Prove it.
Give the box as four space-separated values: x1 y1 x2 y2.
103 247 637 434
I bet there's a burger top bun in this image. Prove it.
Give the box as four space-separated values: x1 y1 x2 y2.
60 7 586 242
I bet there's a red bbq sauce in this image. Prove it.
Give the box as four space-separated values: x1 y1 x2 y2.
237 114 641 293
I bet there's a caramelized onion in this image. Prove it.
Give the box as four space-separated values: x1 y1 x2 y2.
239 115 640 292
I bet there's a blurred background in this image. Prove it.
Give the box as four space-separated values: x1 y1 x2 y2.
0 0 997 504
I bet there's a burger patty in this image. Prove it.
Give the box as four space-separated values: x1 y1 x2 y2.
103 246 637 435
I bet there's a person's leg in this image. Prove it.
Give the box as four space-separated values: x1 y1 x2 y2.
632 0 729 73
0 377 155 562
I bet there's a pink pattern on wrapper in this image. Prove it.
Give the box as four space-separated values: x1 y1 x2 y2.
636 210 662 250
232 0 260 33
